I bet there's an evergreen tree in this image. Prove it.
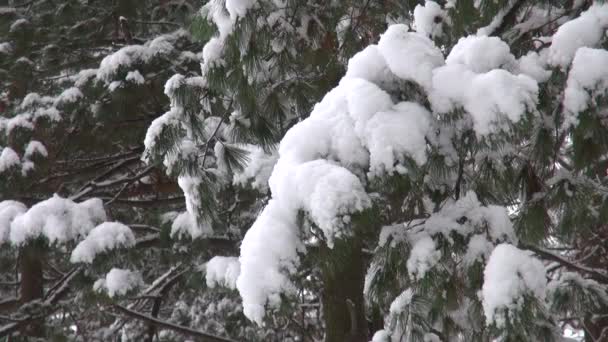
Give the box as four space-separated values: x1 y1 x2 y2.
3 0 608 341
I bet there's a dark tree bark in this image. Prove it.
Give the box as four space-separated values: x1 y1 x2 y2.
19 243 45 338
321 236 368 342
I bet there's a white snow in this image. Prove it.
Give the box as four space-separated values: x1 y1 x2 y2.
548 3 608 68
205 256 240 289
170 210 212 239
0 201 26 243
0 42 12 55
24 140 48 159
482 243 547 327
94 268 143 297
563 47 608 126
232 145 278 191
430 66 538 135
406 234 441 280
125 70 145 84
70 222 136 263
463 234 493 266
344 45 396 88
378 24 444 90
0 147 20 172
413 1 446 38
371 330 390 342
389 288 413 315
446 36 516 73
177 176 214 238
237 199 303 325
225 0 256 21
54 87 83 106
517 50 552 83
9 195 106 245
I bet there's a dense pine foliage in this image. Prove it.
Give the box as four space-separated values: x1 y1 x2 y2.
2 1 608 342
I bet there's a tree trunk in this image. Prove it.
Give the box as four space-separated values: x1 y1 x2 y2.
19 243 45 338
321 236 368 342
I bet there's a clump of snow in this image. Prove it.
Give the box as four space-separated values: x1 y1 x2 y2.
0 147 20 172
563 47 608 126
225 0 257 21
74 69 98 88
0 201 26 243
170 211 212 239
517 51 552 83
70 222 136 263
413 1 446 38
9 18 29 33
378 24 444 90
125 70 145 84
446 36 516 73
97 31 186 84
429 34 539 135
482 244 547 327
9 195 106 245
94 268 143 297
177 176 214 238
463 234 493 265
0 42 12 55
205 256 241 289
407 234 441 279
389 288 414 315
199 0 257 72
202 37 224 67
364 101 431 175
24 141 48 159
232 145 278 191
424 191 517 243
142 107 180 163
430 66 538 135
344 45 396 88
371 330 390 342
548 3 608 68
53 87 83 106
237 200 303 325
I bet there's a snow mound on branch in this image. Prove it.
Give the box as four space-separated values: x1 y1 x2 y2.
237 199 303 325
430 65 538 135
428 34 538 135
446 36 516 73
53 87 83 106
97 30 186 83
424 191 517 243
0 201 26 243
482 244 546 327
548 3 608 68
371 330 391 342
206 256 240 289
0 147 20 172
170 210 212 239
378 24 444 90
563 48 608 125
9 195 106 245
71 222 136 263
407 234 441 279
413 1 446 38
517 51 552 83
232 145 278 191
176 177 214 238
94 268 143 297
389 288 413 315
344 45 396 87
24 141 48 159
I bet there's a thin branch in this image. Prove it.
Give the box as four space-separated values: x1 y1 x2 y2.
520 242 608 284
112 304 238 342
